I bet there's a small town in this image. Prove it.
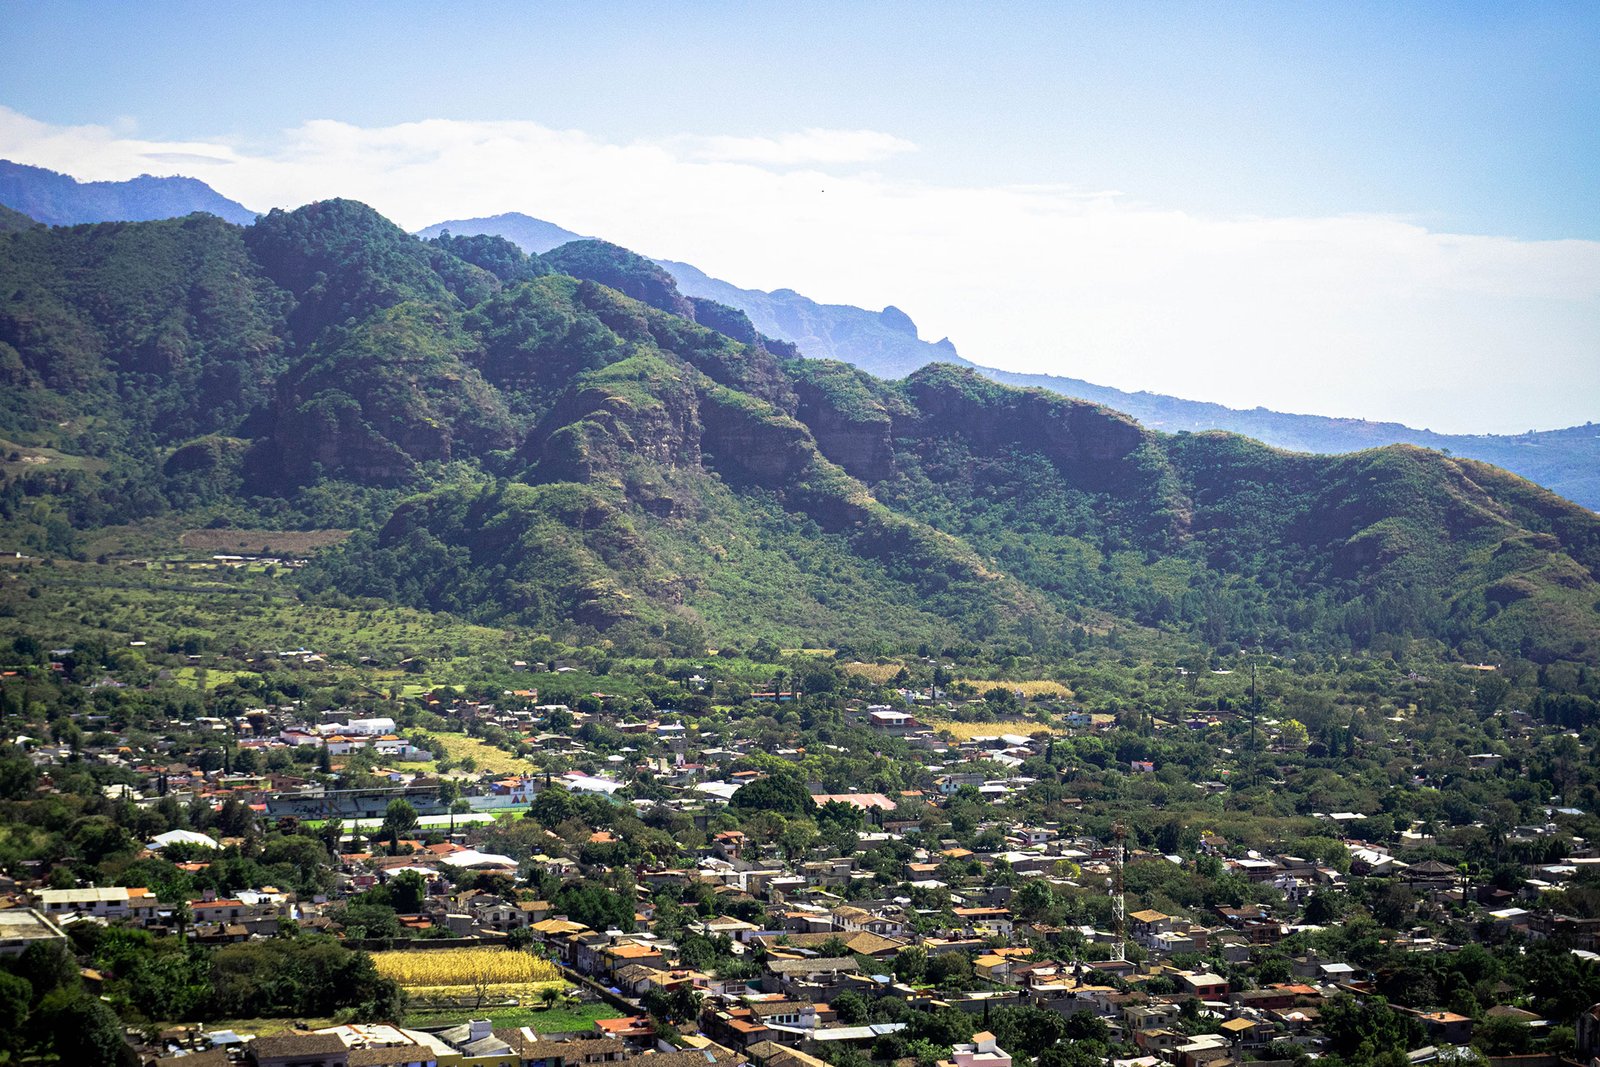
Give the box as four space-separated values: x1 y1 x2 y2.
2 636 1597 1067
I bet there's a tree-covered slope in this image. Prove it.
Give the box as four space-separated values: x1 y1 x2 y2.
426 209 1600 509
1 201 1596 663
0 203 38 234
0 213 291 443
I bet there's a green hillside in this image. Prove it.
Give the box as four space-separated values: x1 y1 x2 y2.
2 202 1597 665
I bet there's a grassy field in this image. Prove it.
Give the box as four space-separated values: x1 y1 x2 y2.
403 999 622 1032
924 717 1068 740
170 667 246 690
955 678 1074 699
425 731 540 775
0 436 106 477
178 528 351 556
842 661 904 684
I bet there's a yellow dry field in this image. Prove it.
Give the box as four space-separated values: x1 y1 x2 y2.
373 948 564 997
956 679 1074 699
429 731 539 775
925 718 1068 740
842 662 903 683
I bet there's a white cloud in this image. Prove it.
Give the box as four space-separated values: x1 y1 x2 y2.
672 128 918 165
0 105 1595 434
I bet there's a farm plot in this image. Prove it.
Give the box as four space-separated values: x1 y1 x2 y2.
372 947 566 1003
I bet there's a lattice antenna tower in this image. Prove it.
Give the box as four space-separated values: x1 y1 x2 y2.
1109 823 1127 962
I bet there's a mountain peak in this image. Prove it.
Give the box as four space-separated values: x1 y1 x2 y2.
415 211 587 255
879 305 918 336
0 158 256 226
543 239 696 320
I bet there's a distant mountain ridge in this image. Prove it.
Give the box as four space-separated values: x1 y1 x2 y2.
428 213 1600 512
659 258 970 379
0 169 1589 511
0 159 256 226
414 212 589 254
976 369 1600 511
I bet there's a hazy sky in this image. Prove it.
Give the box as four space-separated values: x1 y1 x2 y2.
2 1 1597 433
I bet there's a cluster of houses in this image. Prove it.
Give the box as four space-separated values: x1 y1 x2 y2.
153 1020 738 1067
10 651 1600 1067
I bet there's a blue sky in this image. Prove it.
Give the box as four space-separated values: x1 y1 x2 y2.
2 1 1597 431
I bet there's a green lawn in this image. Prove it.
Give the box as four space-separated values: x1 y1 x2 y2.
153 1015 338 1037
171 666 246 690
403 1000 623 1032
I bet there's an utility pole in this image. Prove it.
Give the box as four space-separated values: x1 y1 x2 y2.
1250 655 1260 788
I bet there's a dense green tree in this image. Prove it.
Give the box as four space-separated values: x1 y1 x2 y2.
381 798 418 839
729 772 814 818
1319 994 1423 1061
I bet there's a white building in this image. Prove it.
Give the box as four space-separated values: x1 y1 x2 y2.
35 886 162 924
0 908 67 955
942 1032 1012 1067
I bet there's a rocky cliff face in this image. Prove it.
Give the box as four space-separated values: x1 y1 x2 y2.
699 391 817 485
790 380 895 483
902 366 1149 487
270 396 427 486
258 303 515 487
530 370 705 485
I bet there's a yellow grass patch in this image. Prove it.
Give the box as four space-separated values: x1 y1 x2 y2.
372 947 562 989
924 718 1068 741
955 679 1074 700
430 732 539 776
842 662 904 684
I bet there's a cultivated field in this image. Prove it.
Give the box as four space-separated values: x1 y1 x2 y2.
954 678 1074 699
924 718 1068 740
842 661 903 684
372 947 564 1001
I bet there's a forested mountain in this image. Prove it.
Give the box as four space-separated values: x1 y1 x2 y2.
981 366 1600 512
426 212 1600 510
4 169 1591 509
0 203 38 234
2 201 1598 665
0 159 256 226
